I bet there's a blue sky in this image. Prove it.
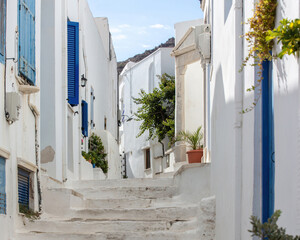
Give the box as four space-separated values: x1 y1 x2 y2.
87 0 203 61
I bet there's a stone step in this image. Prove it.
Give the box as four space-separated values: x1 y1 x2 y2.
69 178 174 188
82 197 178 209
20 217 198 234
16 229 201 240
65 205 199 221
73 186 177 199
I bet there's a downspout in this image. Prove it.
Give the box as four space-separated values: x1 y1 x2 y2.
28 95 42 211
261 59 275 223
234 0 244 239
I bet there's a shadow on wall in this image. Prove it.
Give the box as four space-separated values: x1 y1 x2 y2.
125 152 134 178
224 0 232 24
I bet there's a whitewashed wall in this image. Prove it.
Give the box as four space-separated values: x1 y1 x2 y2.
40 0 119 182
0 0 41 238
203 0 300 239
120 48 175 178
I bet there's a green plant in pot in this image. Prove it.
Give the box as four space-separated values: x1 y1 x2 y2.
176 126 204 163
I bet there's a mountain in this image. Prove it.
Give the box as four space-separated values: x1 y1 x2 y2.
117 37 175 74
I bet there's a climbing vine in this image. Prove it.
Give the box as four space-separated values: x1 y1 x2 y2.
241 0 277 113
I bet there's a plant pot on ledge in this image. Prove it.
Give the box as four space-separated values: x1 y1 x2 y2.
187 149 203 163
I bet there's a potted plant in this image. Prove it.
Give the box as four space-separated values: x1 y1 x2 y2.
176 126 204 163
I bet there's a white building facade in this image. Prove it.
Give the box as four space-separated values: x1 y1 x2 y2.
119 48 175 178
40 0 121 183
199 0 300 239
0 0 41 239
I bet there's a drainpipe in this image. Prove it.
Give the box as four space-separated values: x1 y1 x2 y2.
261 59 275 223
28 95 42 211
234 0 244 239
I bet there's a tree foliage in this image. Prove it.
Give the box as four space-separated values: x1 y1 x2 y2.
82 133 108 173
267 18 300 59
133 73 175 147
249 210 300 240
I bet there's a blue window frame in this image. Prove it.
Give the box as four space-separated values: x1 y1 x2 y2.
90 87 95 129
0 0 6 64
82 100 88 137
0 157 6 215
18 168 30 209
67 21 79 106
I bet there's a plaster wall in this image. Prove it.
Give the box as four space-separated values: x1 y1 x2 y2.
120 48 175 178
40 0 119 182
0 0 41 238
205 0 300 239
174 19 203 45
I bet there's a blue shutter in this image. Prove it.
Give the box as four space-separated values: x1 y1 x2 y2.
0 0 6 64
67 21 79 106
18 168 30 209
82 100 88 137
18 0 36 85
0 158 6 215
90 87 95 129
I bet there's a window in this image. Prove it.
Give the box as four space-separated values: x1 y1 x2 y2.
67 21 79 106
18 0 36 84
145 148 151 169
81 100 88 137
0 157 6 214
0 0 6 64
18 168 30 210
90 87 95 129
104 117 107 130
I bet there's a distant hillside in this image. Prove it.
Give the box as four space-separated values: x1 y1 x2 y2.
117 37 175 74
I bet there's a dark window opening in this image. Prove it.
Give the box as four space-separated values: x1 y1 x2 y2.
145 149 151 169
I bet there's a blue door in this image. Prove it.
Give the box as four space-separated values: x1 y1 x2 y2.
0 157 6 214
18 168 30 209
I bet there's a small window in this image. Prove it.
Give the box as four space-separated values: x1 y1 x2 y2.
145 149 151 169
0 157 6 215
90 87 95 129
18 168 30 210
104 117 107 130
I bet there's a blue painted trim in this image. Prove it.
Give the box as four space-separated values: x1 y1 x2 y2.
0 0 6 64
81 100 88 137
0 157 6 215
67 21 79 106
18 0 36 85
262 59 275 223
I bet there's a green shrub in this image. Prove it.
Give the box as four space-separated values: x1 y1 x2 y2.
249 210 300 239
82 133 108 173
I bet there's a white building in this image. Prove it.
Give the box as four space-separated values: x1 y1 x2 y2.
119 48 175 178
199 0 300 239
40 0 121 183
0 0 41 239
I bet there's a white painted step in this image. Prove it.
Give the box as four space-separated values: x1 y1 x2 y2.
16 229 201 240
73 186 177 199
66 205 199 221
20 217 198 234
70 178 174 188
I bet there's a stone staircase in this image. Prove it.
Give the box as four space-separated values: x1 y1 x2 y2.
15 166 215 240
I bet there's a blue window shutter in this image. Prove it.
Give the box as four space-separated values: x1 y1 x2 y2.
0 158 6 215
82 100 88 137
18 168 30 209
0 0 6 64
90 87 94 129
67 21 79 106
18 0 36 85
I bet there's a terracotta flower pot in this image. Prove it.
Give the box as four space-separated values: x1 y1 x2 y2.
187 149 203 163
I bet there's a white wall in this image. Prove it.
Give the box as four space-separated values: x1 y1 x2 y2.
120 48 175 178
40 0 119 182
174 19 203 45
204 0 300 239
0 0 41 238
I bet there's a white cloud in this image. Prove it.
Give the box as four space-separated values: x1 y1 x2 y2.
118 24 131 29
150 24 170 29
113 34 127 40
142 44 151 48
110 28 122 33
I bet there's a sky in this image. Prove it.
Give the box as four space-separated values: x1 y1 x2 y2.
87 0 203 61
